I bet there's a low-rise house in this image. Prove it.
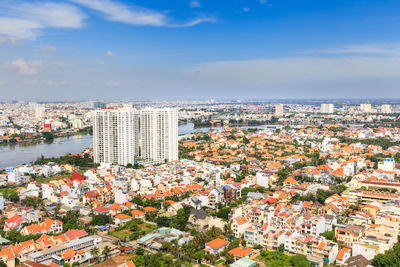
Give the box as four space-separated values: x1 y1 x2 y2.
20 219 63 236
115 214 132 225
188 209 209 229
228 247 253 261
4 215 25 232
130 210 145 220
204 238 230 255
58 249 84 266
335 225 363 248
336 247 351 265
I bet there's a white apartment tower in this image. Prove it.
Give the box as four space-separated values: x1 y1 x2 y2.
320 104 334 114
34 105 45 119
381 104 392 114
275 104 284 117
360 103 372 113
93 108 139 165
140 108 178 163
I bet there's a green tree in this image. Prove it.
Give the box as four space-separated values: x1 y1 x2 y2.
277 168 289 185
91 215 113 226
42 132 54 140
136 247 145 256
133 255 144 266
90 246 100 262
372 242 400 266
290 254 310 267
102 246 111 259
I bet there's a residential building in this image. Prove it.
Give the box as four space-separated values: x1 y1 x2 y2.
321 104 334 114
140 108 178 163
275 104 284 117
93 108 139 165
204 238 230 254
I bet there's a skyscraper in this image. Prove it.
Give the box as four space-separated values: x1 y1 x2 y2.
93 108 139 165
381 104 392 114
320 104 334 114
140 108 178 163
275 104 284 117
360 103 372 113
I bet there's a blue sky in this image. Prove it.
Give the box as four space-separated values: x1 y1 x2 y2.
0 0 400 100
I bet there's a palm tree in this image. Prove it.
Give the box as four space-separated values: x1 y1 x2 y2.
90 246 100 262
102 246 111 259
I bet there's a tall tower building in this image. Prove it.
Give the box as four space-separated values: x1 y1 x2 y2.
381 104 392 114
140 108 178 163
360 103 372 113
34 105 45 119
93 108 139 165
320 104 334 114
275 104 284 117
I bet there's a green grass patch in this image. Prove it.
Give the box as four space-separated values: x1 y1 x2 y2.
215 259 225 265
110 229 132 239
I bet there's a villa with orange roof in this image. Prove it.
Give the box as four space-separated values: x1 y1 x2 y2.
204 238 230 255
20 218 63 236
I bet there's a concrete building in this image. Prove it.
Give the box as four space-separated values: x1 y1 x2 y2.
275 104 284 117
320 104 334 114
381 104 392 114
93 108 139 166
140 108 178 163
360 103 372 113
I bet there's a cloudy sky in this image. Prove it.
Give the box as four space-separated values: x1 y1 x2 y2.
0 0 400 101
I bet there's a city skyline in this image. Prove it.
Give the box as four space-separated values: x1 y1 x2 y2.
1 0 400 100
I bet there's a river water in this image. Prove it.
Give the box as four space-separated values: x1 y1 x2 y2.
0 123 275 169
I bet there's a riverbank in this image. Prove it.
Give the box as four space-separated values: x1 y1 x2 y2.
0 126 92 147
0 134 93 169
0 123 260 169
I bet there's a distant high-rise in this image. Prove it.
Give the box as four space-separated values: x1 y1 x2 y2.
360 103 372 113
275 104 284 117
93 102 106 109
93 108 139 165
140 108 178 163
381 104 392 114
34 105 45 119
320 104 334 114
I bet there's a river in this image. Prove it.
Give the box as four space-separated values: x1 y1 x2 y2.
0 123 276 169
0 135 93 169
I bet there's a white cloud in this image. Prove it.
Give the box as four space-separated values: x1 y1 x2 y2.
70 0 165 26
189 1 201 8
70 0 215 27
42 45 57 52
106 50 114 57
243 7 250 12
259 0 268 4
0 1 86 40
10 58 39 75
185 55 400 88
0 17 42 39
0 36 19 45
12 2 85 29
306 44 400 56
105 81 120 86
171 17 217 28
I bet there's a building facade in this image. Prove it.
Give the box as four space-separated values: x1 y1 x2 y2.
140 108 178 163
93 108 139 165
320 104 334 114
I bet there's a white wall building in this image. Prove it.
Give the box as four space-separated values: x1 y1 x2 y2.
275 104 284 117
140 108 178 163
360 103 372 113
93 108 139 166
381 104 392 114
320 104 334 114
